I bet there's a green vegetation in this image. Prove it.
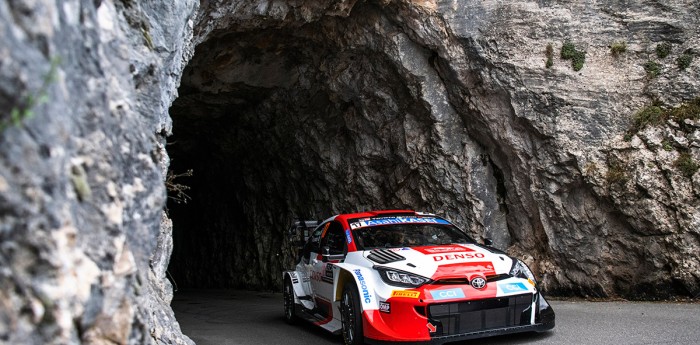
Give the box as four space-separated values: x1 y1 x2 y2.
610 42 627 57
674 152 699 177
606 162 628 185
560 41 586 71
545 43 554 68
661 139 673 152
666 97 700 123
1 57 60 131
627 98 700 138
629 105 664 134
643 60 661 78
677 51 693 70
656 42 672 59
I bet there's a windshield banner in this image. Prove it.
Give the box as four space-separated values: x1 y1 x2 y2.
349 217 450 229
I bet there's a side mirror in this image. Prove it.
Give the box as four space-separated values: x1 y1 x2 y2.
483 238 493 246
321 246 331 262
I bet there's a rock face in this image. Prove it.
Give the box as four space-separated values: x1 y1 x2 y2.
0 0 196 343
1 0 699 344
171 0 700 299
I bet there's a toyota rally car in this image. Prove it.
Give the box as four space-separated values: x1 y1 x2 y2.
282 210 555 344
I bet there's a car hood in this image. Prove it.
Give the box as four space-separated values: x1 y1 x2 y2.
362 243 513 280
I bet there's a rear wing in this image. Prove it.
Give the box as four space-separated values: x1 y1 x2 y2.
287 220 319 247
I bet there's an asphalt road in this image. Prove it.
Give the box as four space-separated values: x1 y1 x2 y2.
172 290 700 345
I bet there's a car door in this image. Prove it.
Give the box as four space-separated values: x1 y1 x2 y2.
299 225 324 302
310 221 347 315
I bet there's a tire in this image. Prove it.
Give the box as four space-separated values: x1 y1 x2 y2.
341 283 364 345
283 276 298 324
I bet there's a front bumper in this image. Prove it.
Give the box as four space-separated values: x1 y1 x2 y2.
365 321 555 345
363 291 555 344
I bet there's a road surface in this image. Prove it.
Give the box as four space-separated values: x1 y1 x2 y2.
172 289 700 345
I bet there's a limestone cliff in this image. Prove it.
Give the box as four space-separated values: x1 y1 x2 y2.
1 0 698 344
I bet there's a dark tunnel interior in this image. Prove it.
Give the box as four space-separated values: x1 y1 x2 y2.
165 16 447 290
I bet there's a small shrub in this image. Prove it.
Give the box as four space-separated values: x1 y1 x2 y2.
644 60 661 78
561 42 576 59
545 43 554 68
572 50 586 71
656 42 672 59
667 97 700 123
606 163 628 185
560 42 586 71
674 152 699 177
166 169 194 204
611 42 627 57
661 139 673 151
630 105 664 133
677 53 693 70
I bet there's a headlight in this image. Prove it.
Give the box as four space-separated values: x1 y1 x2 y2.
509 259 537 286
376 267 431 288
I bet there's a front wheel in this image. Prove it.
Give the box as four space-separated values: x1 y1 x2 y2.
341 283 364 345
283 277 297 324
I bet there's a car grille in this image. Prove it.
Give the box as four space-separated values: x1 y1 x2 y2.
428 294 533 336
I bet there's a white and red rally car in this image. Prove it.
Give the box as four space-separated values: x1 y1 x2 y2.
283 210 555 344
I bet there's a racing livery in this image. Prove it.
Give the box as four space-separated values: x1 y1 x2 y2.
283 210 555 344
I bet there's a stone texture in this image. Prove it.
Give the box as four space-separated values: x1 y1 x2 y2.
0 0 195 343
170 0 700 300
1 0 699 344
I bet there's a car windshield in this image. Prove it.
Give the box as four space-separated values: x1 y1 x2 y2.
353 223 473 250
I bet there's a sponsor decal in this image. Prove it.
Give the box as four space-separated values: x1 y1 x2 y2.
432 253 485 261
498 282 529 294
421 245 474 254
345 229 352 244
379 301 391 313
351 217 450 229
389 247 411 251
390 290 420 299
430 288 465 301
427 323 437 333
322 264 334 284
354 269 372 304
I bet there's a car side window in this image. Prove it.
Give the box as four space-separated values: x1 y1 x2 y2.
321 221 347 256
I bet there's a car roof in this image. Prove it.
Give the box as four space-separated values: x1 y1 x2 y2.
333 210 424 223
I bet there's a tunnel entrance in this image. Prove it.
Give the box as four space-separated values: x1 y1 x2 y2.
166 10 446 290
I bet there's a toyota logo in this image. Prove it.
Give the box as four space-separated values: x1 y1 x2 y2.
471 277 486 289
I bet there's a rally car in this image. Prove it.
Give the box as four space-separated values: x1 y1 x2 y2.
282 210 555 344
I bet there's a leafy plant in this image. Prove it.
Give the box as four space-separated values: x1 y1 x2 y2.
677 52 693 70
561 42 577 59
643 60 661 78
674 152 699 177
656 42 672 59
560 41 586 71
610 42 627 57
1 57 60 131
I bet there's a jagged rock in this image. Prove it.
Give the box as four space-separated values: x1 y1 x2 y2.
1 0 699 344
